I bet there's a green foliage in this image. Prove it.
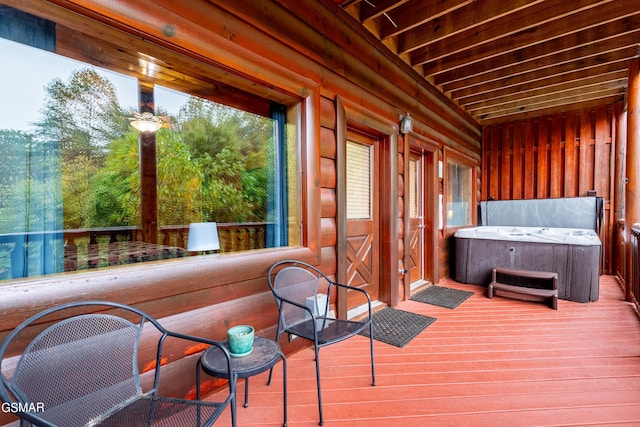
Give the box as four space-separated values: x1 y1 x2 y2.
156 128 202 226
90 132 140 227
176 97 272 224
62 155 97 228
2 67 276 234
33 68 129 166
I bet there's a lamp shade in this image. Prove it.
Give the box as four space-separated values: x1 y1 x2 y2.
129 111 163 133
187 222 220 252
131 119 162 133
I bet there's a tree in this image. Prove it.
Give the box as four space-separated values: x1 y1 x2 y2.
90 132 140 227
156 129 203 226
33 68 130 166
176 97 271 223
27 68 133 229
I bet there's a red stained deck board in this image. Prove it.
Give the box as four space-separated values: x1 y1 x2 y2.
208 276 640 426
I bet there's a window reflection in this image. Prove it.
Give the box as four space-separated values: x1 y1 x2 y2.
0 24 299 281
446 160 473 227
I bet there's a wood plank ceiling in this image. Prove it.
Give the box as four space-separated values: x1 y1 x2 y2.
333 0 640 125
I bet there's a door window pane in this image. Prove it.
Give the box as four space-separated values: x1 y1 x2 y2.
409 158 420 218
346 141 372 220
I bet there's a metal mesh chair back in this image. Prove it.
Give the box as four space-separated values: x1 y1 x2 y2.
1 301 235 427
12 314 141 427
267 259 376 426
272 266 321 332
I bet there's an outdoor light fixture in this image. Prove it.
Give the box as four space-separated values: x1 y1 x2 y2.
400 113 413 134
129 94 164 133
187 222 220 253
129 111 163 133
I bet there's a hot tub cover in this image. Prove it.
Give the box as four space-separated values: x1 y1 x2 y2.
455 226 601 246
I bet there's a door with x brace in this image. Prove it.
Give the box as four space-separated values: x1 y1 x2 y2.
345 131 379 306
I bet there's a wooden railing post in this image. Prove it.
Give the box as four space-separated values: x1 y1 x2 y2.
625 58 640 302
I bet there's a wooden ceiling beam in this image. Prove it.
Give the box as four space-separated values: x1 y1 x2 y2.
479 95 621 124
433 18 640 87
331 0 640 122
449 53 635 101
441 31 640 93
360 0 408 22
468 81 627 117
414 0 630 70
378 0 472 40
397 0 543 53
460 70 629 109
477 91 622 122
409 0 614 60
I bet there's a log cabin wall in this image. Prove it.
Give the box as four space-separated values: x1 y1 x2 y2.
481 104 624 274
0 0 479 419
319 96 339 289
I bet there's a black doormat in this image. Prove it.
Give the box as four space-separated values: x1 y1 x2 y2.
360 307 436 348
410 285 474 309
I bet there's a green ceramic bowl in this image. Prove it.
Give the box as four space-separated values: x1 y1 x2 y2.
227 325 254 357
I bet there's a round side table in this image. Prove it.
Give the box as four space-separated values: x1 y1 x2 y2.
197 336 287 427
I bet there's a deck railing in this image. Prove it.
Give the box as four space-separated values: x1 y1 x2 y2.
0 223 267 279
158 223 267 253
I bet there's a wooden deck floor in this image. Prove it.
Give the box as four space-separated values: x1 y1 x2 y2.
209 276 640 426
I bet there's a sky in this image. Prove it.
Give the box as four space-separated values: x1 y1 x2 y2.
0 37 187 132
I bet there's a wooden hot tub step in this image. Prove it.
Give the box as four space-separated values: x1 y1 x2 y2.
488 267 558 310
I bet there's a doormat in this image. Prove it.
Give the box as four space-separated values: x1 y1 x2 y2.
410 285 474 309
360 307 436 348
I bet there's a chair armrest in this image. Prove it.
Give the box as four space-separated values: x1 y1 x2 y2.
327 281 373 305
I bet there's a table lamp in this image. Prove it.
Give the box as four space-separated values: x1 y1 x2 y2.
187 222 220 253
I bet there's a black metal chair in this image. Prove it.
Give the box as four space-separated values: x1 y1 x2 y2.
267 260 375 426
0 300 236 427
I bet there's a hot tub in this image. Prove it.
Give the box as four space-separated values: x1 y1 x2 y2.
454 226 601 302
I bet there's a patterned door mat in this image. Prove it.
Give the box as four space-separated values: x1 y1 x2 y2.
360 307 436 348
410 285 474 309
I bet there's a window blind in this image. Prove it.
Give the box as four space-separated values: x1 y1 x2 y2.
346 141 371 219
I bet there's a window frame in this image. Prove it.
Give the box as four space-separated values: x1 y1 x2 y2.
443 147 477 232
0 3 323 289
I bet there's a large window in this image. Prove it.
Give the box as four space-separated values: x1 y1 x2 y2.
444 151 475 228
0 9 300 281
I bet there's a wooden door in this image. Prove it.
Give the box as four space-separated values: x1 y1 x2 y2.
345 133 379 305
408 153 424 284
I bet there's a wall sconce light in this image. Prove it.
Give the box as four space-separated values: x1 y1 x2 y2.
400 113 413 134
187 222 220 254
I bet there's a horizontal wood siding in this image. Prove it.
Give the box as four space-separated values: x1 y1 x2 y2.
481 106 616 273
319 96 339 279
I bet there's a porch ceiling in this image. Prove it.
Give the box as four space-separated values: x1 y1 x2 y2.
332 0 640 124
